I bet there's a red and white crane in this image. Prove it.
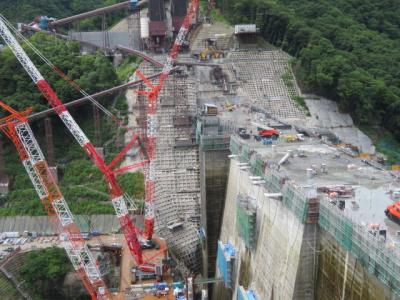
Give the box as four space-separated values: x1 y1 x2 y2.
0 14 147 266
0 0 199 271
0 101 110 300
135 0 199 241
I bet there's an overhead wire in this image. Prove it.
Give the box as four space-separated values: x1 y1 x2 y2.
0 14 152 174
0 14 136 132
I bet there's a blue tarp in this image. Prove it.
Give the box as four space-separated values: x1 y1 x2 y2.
217 240 236 288
237 286 258 300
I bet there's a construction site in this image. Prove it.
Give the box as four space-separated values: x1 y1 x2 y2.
0 0 398 299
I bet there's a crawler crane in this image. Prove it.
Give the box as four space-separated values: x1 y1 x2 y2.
0 14 148 268
135 0 199 244
0 101 110 300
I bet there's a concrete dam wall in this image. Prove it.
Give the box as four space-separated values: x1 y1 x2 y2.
212 136 400 300
213 156 314 300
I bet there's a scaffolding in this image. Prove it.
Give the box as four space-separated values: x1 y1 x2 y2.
250 154 264 177
200 135 230 151
135 60 202 273
228 50 305 120
232 136 319 224
197 115 231 151
229 125 399 298
239 144 250 163
236 195 257 249
264 170 282 193
229 136 240 155
282 184 309 223
319 197 400 296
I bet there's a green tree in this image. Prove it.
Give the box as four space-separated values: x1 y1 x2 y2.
20 247 72 300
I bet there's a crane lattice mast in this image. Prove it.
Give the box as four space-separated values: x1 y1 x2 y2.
0 102 110 300
0 15 147 266
135 0 200 241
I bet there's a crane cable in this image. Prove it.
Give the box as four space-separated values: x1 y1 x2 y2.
0 15 135 131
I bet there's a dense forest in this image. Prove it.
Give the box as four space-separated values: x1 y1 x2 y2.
0 18 143 215
0 0 126 30
21 247 89 299
21 247 72 299
216 0 400 161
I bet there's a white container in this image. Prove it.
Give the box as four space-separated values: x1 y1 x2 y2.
140 17 149 39
235 24 257 35
3 232 20 239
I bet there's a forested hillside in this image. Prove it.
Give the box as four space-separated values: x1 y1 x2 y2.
216 0 400 155
0 32 143 215
0 0 126 29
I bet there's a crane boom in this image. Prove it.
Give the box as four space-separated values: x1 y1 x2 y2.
0 14 145 265
136 0 199 240
0 102 110 300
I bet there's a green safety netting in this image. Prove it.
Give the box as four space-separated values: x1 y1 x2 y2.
200 135 230 150
236 201 257 249
230 137 240 155
282 185 308 223
240 144 250 163
250 155 264 177
319 199 400 296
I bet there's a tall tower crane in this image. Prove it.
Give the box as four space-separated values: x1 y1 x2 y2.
135 0 199 241
0 101 110 300
0 15 147 266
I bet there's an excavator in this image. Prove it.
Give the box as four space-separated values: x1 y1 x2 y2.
200 46 224 61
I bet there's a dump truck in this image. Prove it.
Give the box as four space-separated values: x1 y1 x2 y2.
258 128 279 139
385 201 400 224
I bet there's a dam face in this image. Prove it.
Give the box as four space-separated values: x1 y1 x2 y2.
212 136 400 300
213 156 315 300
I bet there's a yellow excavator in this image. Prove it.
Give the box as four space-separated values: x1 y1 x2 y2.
224 100 235 111
200 47 224 61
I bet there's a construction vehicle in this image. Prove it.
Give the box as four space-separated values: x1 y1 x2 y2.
255 135 273 145
200 47 224 61
224 100 235 111
154 282 170 297
0 14 152 270
385 201 400 225
0 101 110 299
258 128 279 139
251 122 280 139
282 134 305 142
134 0 200 247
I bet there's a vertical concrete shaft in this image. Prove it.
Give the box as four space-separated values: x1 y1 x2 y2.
200 149 230 281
